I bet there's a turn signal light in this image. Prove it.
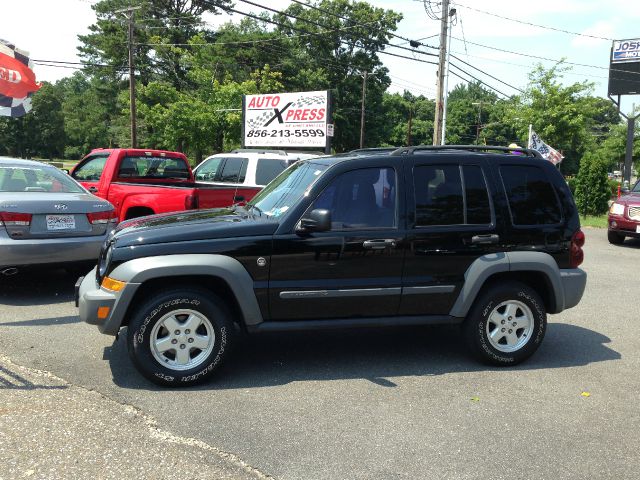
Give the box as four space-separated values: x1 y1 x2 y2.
101 276 126 292
0 211 32 226
87 210 118 225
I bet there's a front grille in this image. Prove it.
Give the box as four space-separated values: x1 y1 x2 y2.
629 206 640 221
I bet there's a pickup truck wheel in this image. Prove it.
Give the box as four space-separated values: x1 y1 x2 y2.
607 230 625 245
127 288 233 386
462 282 546 366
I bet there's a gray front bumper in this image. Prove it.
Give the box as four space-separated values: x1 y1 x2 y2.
560 268 587 311
77 267 140 335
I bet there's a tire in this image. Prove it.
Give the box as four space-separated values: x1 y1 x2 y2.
127 288 234 387
607 230 625 245
462 281 546 366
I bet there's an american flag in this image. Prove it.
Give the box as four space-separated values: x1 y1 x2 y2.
528 130 564 165
0 39 41 117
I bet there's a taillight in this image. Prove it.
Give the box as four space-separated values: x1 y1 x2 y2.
570 229 585 268
0 212 32 226
87 210 118 225
185 193 199 210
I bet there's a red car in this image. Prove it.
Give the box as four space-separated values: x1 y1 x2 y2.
608 180 640 244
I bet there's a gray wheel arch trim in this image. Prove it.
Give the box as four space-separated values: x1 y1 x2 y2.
110 254 263 326
449 251 566 318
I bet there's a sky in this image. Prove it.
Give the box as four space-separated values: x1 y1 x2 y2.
2 0 640 112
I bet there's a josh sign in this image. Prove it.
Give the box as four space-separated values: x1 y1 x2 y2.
243 90 329 148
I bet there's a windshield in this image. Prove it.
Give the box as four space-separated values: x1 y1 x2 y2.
247 161 329 218
633 180 640 193
0 165 85 193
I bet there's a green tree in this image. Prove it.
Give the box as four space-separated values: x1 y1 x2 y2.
273 0 402 151
516 64 619 175
444 81 499 145
574 153 612 216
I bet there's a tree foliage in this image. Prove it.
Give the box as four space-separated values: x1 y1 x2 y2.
0 0 631 174
574 153 612 216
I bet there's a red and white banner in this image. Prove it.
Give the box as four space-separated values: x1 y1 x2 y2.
0 39 41 117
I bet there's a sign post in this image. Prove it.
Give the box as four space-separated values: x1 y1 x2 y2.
242 90 331 151
608 38 640 185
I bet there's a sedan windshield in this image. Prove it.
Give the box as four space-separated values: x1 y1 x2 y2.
0 165 85 193
247 161 329 218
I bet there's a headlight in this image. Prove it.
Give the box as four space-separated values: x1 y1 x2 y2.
97 243 113 280
610 203 625 215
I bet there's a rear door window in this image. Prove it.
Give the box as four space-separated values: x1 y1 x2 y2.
414 165 464 226
255 158 289 185
413 164 492 226
463 165 491 225
218 157 248 183
500 165 561 225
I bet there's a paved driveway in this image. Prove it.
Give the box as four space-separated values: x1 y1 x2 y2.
1 228 638 479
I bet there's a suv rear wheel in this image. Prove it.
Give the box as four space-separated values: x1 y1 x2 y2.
607 230 625 245
127 288 233 386
462 282 546 366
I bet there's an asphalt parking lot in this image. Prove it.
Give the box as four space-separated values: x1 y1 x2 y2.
1 228 639 480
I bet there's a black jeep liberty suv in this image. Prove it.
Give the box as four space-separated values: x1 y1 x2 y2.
77 146 587 386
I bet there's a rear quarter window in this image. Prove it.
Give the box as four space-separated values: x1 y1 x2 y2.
500 164 562 225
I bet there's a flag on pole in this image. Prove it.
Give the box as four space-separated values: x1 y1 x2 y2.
528 129 564 165
0 39 41 118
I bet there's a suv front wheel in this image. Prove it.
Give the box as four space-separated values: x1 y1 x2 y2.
463 282 546 366
127 288 233 386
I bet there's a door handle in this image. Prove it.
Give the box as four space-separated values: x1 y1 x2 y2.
363 239 396 250
88 186 98 193
470 234 500 245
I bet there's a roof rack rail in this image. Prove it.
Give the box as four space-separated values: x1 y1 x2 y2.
231 149 288 156
391 145 543 158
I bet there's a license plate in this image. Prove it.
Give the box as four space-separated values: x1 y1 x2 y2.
636 225 640 233
46 214 76 230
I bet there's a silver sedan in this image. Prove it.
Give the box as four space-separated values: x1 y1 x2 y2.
0 157 116 275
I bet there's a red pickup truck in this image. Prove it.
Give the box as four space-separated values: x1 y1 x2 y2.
70 148 257 220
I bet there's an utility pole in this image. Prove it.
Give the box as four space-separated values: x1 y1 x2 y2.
441 7 456 144
472 101 483 144
360 70 368 149
407 103 413 146
433 0 450 146
116 6 141 148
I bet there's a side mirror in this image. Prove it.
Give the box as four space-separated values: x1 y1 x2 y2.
62 168 70 174
298 209 331 233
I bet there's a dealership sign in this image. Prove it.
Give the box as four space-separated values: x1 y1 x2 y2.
612 39 640 63
243 90 329 148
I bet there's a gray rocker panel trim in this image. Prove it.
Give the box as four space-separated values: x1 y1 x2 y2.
110 254 263 326
448 251 566 318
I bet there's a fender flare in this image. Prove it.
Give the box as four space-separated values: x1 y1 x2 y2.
449 251 565 318
110 254 263 327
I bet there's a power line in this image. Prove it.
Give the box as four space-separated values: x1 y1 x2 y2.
134 19 384 47
236 0 439 59
454 2 614 41
448 62 509 98
449 35 640 79
450 54 524 93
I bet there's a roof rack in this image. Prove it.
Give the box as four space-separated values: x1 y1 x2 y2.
231 149 288 156
391 145 543 158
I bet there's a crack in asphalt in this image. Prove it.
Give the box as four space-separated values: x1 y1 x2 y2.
0 354 274 480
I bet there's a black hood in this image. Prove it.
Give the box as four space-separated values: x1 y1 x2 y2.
113 207 278 248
